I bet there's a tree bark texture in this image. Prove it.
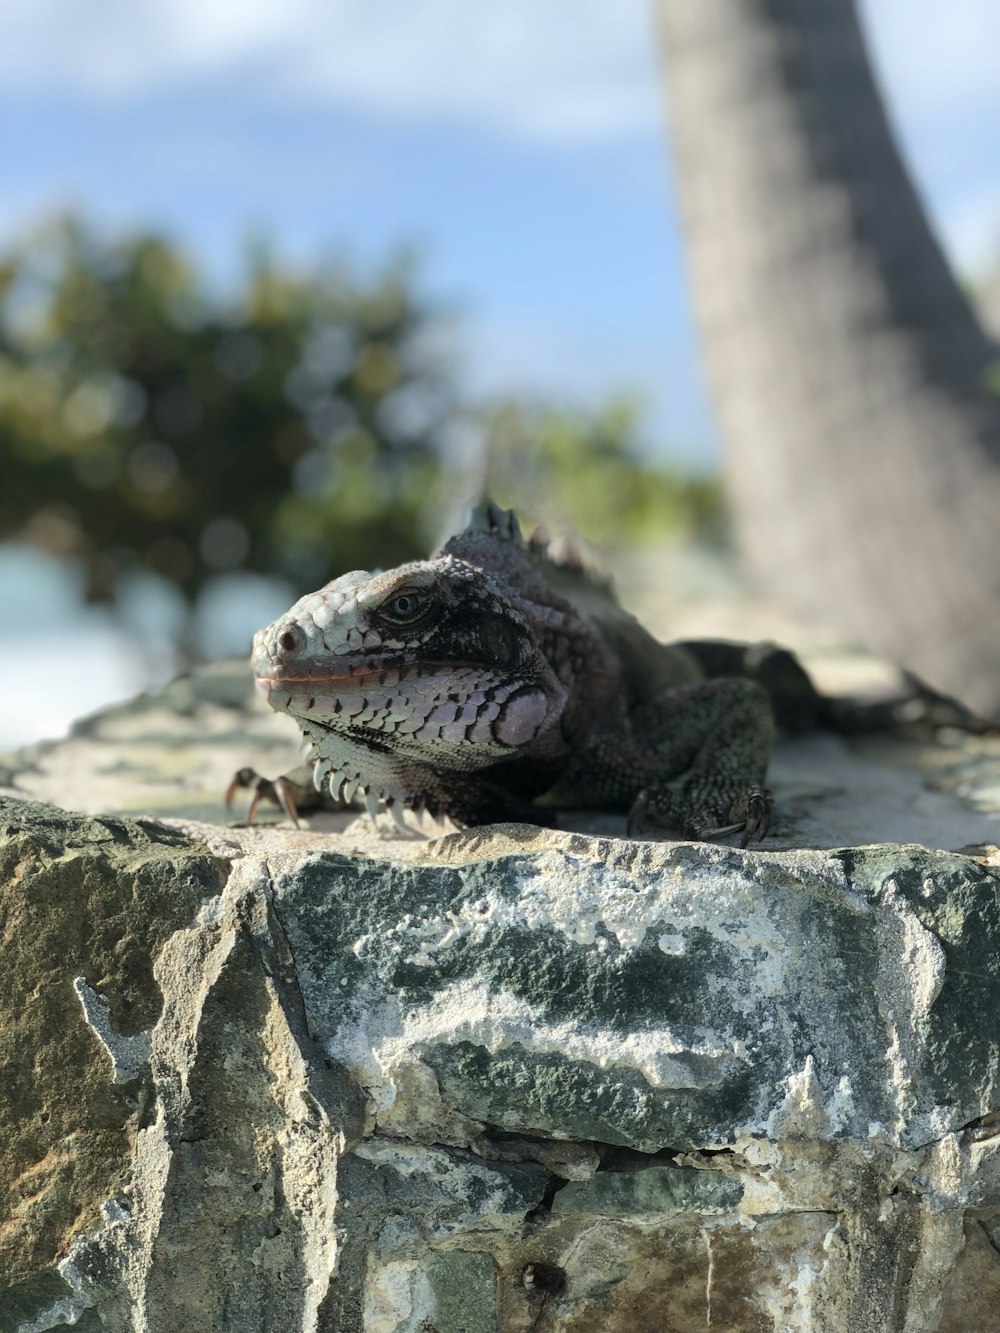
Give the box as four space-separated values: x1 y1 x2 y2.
657 0 1000 717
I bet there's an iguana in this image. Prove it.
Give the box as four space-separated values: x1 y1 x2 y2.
231 502 821 843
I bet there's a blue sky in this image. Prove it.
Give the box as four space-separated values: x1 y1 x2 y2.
3 0 998 469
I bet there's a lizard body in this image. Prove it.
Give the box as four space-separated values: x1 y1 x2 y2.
242 503 776 842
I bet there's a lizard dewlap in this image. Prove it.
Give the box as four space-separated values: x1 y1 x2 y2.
244 502 775 842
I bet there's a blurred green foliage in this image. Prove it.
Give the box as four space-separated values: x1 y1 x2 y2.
0 217 446 607
479 399 724 546
0 216 723 661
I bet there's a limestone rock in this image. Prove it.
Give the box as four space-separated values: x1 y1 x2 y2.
0 802 225 1287
3 663 1000 1330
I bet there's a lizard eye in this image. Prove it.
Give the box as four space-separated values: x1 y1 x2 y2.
379 588 434 626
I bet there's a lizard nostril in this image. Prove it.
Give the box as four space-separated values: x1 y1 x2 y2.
277 625 306 657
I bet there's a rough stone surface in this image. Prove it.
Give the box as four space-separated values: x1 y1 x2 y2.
0 803 225 1285
3 662 1000 1330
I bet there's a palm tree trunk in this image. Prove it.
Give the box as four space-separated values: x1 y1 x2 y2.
657 0 1000 718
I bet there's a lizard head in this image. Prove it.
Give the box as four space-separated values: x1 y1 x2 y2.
251 554 566 807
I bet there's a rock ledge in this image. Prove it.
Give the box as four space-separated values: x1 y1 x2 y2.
3 662 1000 1331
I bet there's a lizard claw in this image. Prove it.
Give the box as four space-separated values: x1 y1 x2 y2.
698 783 773 847
226 767 301 828
737 785 772 847
700 785 772 847
626 789 654 839
627 784 772 846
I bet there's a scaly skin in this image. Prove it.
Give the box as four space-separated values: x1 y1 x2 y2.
240 504 776 842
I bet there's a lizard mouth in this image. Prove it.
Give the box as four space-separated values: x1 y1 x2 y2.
253 659 504 692
254 664 407 691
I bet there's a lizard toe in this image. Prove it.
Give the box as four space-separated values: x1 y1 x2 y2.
225 767 302 828
738 785 773 847
626 789 652 839
694 787 772 846
634 783 773 847
225 766 259 811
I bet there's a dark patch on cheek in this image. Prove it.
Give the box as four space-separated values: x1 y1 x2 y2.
480 616 518 670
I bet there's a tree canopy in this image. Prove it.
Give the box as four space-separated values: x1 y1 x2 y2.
0 218 449 609
0 216 721 662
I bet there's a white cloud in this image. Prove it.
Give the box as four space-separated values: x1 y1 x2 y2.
858 0 1000 271
0 0 313 95
1 1 996 267
859 0 1000 120
4 0 996 144
2 0 995 159
0 0 661 143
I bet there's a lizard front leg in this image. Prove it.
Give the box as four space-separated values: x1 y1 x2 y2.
557 678 774 846
629 679 774 844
